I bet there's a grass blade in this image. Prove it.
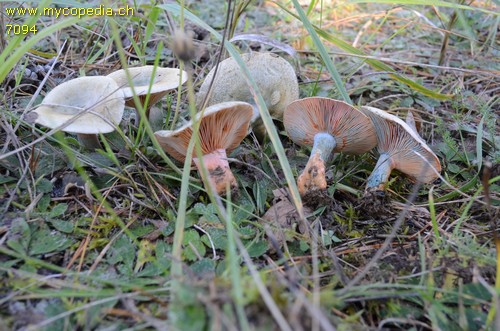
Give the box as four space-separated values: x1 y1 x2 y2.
346 0 498 16
476 115 484 172
225 190 251 331
291 0 352 103
428 187 441 244
275 2 453 100
157 3 306 221
1 15 81 83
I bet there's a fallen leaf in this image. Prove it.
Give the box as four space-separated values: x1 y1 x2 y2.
262 188 312 244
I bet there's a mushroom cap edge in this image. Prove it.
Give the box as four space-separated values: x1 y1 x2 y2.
154 101 254 162
31 76 125 134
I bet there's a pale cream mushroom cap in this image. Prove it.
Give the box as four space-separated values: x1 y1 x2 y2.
31 76 125 134
361 106 441 183
196 53 299 124
107 66 187 104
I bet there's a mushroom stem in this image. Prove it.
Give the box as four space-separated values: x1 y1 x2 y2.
297 132 337 196
128 97 151 121
193 148 237 195
129 94 163 121
310 132 337 162
366 152 393 192
77 133 102 150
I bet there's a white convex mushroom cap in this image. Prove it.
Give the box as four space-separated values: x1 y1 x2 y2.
154 101 254 195
195 52 299 137
361 106 441 192
31 76 125 134
107 66 187 109
284 97 377 197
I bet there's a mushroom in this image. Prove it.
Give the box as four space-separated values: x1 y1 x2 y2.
283 97 377 197
360 106 441 193
29 76 125 150
107 65 187 116
154 101 254 195
195 52 299 138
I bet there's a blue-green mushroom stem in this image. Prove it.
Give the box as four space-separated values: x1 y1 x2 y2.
366 152 393 192
310 132 337 162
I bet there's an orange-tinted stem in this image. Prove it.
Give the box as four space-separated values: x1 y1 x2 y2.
193 148 237 196
297 152 327 196
297 132 336 196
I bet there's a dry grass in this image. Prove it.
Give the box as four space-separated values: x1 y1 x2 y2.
1 0 499 330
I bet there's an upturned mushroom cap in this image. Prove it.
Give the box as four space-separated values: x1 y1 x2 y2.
195 52 299 134
154 101 254 161
284 97 377 154
31 76 125 134
155 101 253 195
284 97 377 197
107 66 187 108
361 106 441 183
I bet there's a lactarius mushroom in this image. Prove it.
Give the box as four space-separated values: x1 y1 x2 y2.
360 106 441 193
284 97 377 197
29 76 125 149
154 101 253 195
195 52 299 138
107 65 187 115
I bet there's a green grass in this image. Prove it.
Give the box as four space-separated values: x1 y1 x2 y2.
1 0 499 330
